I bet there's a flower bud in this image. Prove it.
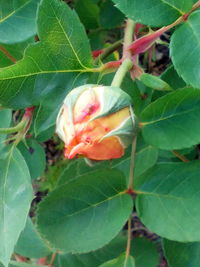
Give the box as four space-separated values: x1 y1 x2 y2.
56 84 136 160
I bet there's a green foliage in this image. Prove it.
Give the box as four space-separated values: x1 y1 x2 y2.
0 0 39 44
163 239 200 267
17 139 46 179
37 169 133 253
53 236 159 267
0 0 200 265
0 0 93 109
0 147 32 267
112 0 193 26
0 109 11 150
100 254 135 267
14 217 51 258
171 11 200 88
141 88 200 150
135 161 200 242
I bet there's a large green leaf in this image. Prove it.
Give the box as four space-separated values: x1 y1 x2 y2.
135 161 200 242
0 109 11 150
171 11 200 88
163 239 200 267
0 0 93 109
0 0 39 44
37 169 133 253
54 236 159 267
112 0 193 26
141 87 200 150
14 217 51 258
0 147 33 267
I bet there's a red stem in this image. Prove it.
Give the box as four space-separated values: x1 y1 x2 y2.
0 45 17 64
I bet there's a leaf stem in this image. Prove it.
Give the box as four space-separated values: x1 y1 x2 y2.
111 58 133 87
0 120 27 134
172 150 190 162
124 216 132 266
0 45 16 64
94 39 123 64
49 252 57 267
111 19 135 87
123 19 135 59
128 136 137 190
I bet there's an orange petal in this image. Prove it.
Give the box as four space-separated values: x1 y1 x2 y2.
66 137 124 160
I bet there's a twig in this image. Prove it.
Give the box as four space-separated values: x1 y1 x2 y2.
49 252 57 267
94 39 122 64
0 45 17 64
172 150 190 162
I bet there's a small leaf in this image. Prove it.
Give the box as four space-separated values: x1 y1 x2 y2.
37 169 133 253
0 0 39 44
14 217 51 258
100 254 135 267
141 87 200 150
140 73 172 91
17 139 46 180
0 0 93 109
163 239 200 267
135 161 200 242
112 0 193 26
0 147 33 267
171 11 200 88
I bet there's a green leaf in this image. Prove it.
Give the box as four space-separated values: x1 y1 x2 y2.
135 161 200 242
75 0 100 29
112 0 193 26
0 0 93 109
163 239 200 267
37 169 133 253
33 72 89 139
100 0 125 29
113 145 158 180
57 159 110 187
141 87 200 150
140 73 172 91
0 147 33 267
0 0 39 44
0 109 12 150
17 139 46 180
54 236 159 267
54 235 127 267
100 254 135 267
171 11 200 88
14 217 51 258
